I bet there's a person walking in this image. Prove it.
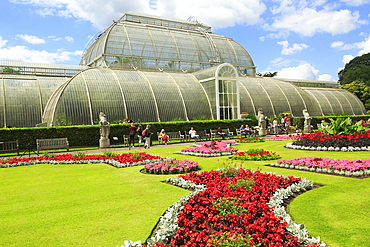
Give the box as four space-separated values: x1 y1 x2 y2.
128 122 136 149
136 124 143 147
143 125 152 149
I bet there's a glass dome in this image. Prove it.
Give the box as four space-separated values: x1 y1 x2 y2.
0 12 366 128
80 12 256 76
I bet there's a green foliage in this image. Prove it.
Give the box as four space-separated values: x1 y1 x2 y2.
208 232 257 247
72 151 87 158
1 67 21 74
220 160 244 177
170 117 184 122
42 151 56 158
256 71 277 77
103 150 116 157
213 197 248 217
228 178 255 191
193 115 212 120
319 117 367 134
245 148 264 154
338 52 370 86
341 80 370 111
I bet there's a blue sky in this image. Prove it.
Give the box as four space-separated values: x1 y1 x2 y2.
1 0 370 82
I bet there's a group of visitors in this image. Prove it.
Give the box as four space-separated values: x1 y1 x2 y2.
128 123 152 149
126 124 234 148
239 125 252 137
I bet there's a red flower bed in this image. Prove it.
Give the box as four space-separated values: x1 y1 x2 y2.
146 169 315 247
291 131 370 149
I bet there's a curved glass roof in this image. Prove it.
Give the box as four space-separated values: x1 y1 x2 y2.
42 68 213 126
80 12 255 75
41 66 366 127
0 73 69 127
238 77 365 117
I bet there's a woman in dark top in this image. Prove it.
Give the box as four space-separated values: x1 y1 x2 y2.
128 123 136 149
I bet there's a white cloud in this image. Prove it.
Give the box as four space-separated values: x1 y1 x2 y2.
48 36 62 41
331 41 344 48
340 0 370 6
357 35 370 55
275 63 319 80
16 34 45 44
342 54 354 64
277 40 308 55
331 35 370 55
0 45 82 63
318 74 334 81
10 0 267 29
271 8 365 36
0 37 8 48
65 36 74 42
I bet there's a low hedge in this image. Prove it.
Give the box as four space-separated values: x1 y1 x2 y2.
0 119 256 150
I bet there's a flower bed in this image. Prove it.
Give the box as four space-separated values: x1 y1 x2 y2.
286 131 370 151
122 169 325 247
230 148 281 161
235 138 265 143
270 157 370 177
0 152 168 168
143 159 200 174
177 140 238 157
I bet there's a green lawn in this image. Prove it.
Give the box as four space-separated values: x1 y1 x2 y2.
0 141 369 247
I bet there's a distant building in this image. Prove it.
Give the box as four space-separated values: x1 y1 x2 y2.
0 12 365 127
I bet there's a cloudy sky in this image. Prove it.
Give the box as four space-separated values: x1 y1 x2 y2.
1 0 370 81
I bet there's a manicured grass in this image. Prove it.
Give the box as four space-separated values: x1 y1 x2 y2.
0 141 369 246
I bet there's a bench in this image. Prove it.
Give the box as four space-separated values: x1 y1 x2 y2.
36 138 69 154
157 131 185 144
185 130 210 141
210 128 234 139
0 140 19 155
236 128 257 138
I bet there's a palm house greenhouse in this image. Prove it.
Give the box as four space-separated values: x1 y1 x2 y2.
0 12 366 127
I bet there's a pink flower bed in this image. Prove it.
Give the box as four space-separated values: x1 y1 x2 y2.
177 140 238 157
143 159 200 174
271 157 370 177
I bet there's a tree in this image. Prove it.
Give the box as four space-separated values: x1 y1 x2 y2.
338 53 370 85
256 71 277 77
1 67 20 74
340 80 370 111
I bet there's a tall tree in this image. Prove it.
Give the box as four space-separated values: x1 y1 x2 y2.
338 53 370 85
256 71 277 77
340 80 370 111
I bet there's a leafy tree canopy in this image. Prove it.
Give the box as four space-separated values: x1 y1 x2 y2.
256 71 277 77
338 53 370 85
340 80 370 111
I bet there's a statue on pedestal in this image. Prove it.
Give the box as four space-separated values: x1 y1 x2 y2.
99 112 110 148
257 109 267 136
303 109 312 133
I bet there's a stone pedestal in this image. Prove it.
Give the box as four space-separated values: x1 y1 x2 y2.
99 137 110 148
303 126 311 133
258 128 267 136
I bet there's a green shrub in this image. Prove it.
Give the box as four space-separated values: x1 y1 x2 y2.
319 117 367 134
103 150 116 157
72 151 86 159
42 151 56 158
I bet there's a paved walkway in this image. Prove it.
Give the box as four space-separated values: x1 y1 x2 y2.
13 141 193 159
9 133 298 159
